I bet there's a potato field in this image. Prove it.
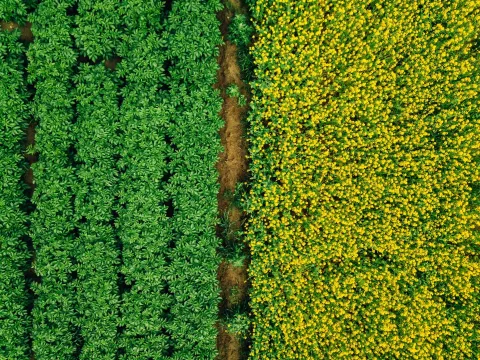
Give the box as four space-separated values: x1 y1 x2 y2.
0 0 479 359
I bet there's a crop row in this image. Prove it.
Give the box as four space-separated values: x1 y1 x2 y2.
116 0 224 357
116 1 171 357
74 64 120 359
0 27 29 359
28 0 78 358
162 0 223 357
72 4 122 360
246 0 480 359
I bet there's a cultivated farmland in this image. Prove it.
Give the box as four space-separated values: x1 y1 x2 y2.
246 0 480 359
1 0 225 359
0 0 479 359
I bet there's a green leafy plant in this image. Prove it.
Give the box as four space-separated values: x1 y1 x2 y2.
6 0 236 358
162 1 223 358
228 14 253 48
74 0 121 61
229 285 244 307
73 63 120 359
225 312 250 340
219 210 246 268
229 13 255 81
237 46 255 82
233 181 248 210
228 243 247 268
115 1 171 358
24 144 35 156
71 4 124 357
0 28 29 360
220 209 236 242
0 0 28 22
27 1 78 358
226 83 247 106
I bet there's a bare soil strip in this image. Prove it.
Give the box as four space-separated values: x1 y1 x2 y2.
215 0 251 359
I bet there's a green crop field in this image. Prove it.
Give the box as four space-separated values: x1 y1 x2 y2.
0 0 478 359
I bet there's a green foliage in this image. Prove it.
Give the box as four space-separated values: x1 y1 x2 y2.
228 246 246 268
0 0 27 22
162 0 223 358
73 64 120 360
27 1 77 358
229 285 242 306
219 209 236 241
3 0 228 358
233 181 248 210
116 1 172 358
219 210 246 267
226 83 247 107
225 312 250 340
72 4 123 357
0 28 29 360
229 14 253 48
228 13 255 81
237 45 255 82
74 0 122 61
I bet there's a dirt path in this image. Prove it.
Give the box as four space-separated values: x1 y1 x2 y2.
215 0 251 359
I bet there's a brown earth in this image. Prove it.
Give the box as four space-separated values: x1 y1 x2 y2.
20 22 33 42
24 122 37 189
218 260 248 311
105 57 121 70
227 0 245 14
0 21 33 41
216 12 249 217
215 0 251 359
217 323 243 360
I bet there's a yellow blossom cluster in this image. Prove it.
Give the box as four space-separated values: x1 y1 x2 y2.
246 0 480 358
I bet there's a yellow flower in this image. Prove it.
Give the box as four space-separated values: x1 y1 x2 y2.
246 0 480 358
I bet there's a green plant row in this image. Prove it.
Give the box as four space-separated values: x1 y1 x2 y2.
162 0 223 358
115 1 172 358
27 1 78 358
0 28 29 360
72 2 122 358
73 64 120 359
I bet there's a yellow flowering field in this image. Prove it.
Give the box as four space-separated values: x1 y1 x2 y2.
246 0 480 358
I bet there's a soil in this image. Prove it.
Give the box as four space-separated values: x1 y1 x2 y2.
216 11 249 217
105 57 121 70
215 0 251 359
24 122 37 190
218 260 248 311
217 323 243 360
20 22 33 42
0 21 33 41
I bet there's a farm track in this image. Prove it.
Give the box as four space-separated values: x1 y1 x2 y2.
215 0 251 359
